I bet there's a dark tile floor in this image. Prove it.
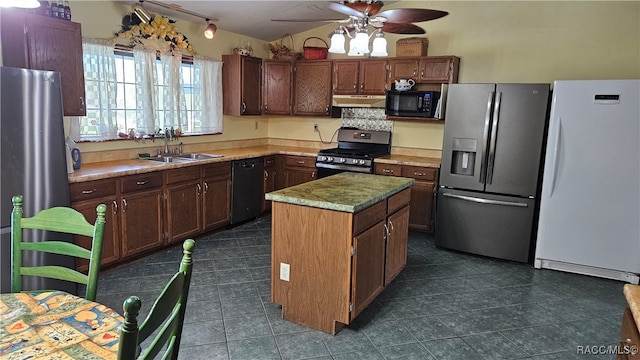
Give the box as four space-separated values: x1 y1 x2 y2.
96 216 628 360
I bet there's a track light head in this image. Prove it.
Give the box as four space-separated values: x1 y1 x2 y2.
132 2 152 24
204 19 217 39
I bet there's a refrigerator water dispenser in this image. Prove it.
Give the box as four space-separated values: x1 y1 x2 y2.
451 138 477 176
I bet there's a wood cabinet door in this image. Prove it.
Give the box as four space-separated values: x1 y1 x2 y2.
293 60 332 116
203 176 231 230
262 60 292 115
333 60 360 95
385 206 410 285
25 16 86 116
72 197 120 271
351 221 386 320
120 189 164 257
419 56 459 83
262 157 277 212
284 168 316 188
387 58 420 89
166 181 202 243
408 180 436 231
360 59 388 94
242 56 263 115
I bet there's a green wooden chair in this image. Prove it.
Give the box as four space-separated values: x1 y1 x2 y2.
118 239 196 360
11 194 106 301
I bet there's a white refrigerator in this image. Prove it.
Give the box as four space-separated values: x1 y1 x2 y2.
534 80 640 284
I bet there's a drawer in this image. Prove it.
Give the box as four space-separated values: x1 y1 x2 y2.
203 161 231 179
264 156 276 167
70 179 117 202
353 200 386 235
165 167 200 185
622 307 640 349
285 155 315 168
388 188 411 214
121 172 162 193
402 166 438 181
375 164 402 176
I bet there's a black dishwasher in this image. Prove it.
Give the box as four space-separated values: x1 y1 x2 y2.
230 157 264 225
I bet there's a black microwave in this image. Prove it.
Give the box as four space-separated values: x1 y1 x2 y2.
386 90 441 118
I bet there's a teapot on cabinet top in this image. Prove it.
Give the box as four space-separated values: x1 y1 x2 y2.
394 79 415 91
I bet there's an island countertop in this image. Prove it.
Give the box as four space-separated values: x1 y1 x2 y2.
265 172 414 213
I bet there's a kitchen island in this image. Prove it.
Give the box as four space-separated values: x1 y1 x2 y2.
266 172 414 334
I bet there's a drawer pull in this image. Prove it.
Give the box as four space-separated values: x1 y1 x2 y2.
414 172 426 176
136 180 149 186
204 182 209 193
122 198 128 212
383 169 394 173
196 183 202 195
112 200 118 215
296 160 305 164
81 189 97 194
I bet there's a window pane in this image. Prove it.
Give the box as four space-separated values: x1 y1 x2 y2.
123 57 136 83
116 83 125 108
124 84 137 108
115 57 125 82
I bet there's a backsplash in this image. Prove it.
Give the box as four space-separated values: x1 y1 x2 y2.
340 108 393 132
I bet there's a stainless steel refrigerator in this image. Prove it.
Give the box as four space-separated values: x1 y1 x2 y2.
435 83 550 262
1 67 74 293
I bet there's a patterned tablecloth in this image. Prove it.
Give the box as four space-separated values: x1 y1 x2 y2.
0 291 123 359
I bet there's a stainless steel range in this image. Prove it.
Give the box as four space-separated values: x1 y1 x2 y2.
316 128 392 178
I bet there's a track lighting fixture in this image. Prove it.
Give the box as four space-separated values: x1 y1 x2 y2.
204 19 217 39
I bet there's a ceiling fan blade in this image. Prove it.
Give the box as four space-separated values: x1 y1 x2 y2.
327 2 365 18
376 8 448 23
272 18 347 23
381 22 426 35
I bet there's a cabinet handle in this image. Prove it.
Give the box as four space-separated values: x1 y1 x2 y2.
353 83 357 90
383 169 394 174
80 96 85 107
421 70 425 77
122 198 128 212
325 105 329 114
360 83 364 90
383 223 389 239
81 189 97 194
136 180 149 186
204 182 209 193
196 183 202 195
264 105 268 112
112 200 118 215
241 102 246 114
414 172 426 176
312 171 316 179
413 70 417 78
296 160 305 165
264 170 268 180
389 220 394 234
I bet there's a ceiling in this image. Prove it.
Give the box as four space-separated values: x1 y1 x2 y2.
120 0 398 42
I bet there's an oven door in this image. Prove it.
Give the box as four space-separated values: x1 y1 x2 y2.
316 162 372 178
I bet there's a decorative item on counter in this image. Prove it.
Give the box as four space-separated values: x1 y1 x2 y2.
114 13 195 54
303 37 329 60
394 78 415 91
65 137 81 170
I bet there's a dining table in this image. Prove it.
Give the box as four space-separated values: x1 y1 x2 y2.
0 290 123 359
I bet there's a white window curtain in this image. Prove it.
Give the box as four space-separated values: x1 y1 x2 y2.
160 51 187 131
133 47 158 135
70 38 117 141
193 55 223 134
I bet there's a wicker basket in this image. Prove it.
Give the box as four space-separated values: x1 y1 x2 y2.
268 34 297 60
303 37 329 60
396 37 429 57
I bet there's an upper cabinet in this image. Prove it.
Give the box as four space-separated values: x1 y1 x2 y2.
387 55 460 89
1 10 86 116
293 60 332 116
262 60 293 115
333 59 387 95
222 54 262 116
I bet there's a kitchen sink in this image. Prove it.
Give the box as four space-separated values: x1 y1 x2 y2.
173 153 223 160
143 155 191 163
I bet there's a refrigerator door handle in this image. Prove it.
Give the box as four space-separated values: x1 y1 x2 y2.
443 192 529 208
479 91 495 183
545 116 562 197
486 91 502 184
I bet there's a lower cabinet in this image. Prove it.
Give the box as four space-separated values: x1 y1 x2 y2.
165 167 202 243
375 163 438 231
283 155 316 187
271 187 411 334
262 156 278 212
619 307 640 360
202 162 231 231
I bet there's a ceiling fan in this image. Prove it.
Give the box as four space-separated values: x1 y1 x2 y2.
272 1 448 56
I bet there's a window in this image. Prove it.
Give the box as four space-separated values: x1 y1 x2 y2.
72 39 222 142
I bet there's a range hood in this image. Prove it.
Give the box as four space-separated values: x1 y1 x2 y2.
332 94 386 108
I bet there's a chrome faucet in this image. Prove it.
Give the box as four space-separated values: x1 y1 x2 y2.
163 131 170 155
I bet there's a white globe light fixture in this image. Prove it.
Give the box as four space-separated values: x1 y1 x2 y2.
370 31 388 57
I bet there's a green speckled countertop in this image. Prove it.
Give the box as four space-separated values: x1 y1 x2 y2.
265 172 414 213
